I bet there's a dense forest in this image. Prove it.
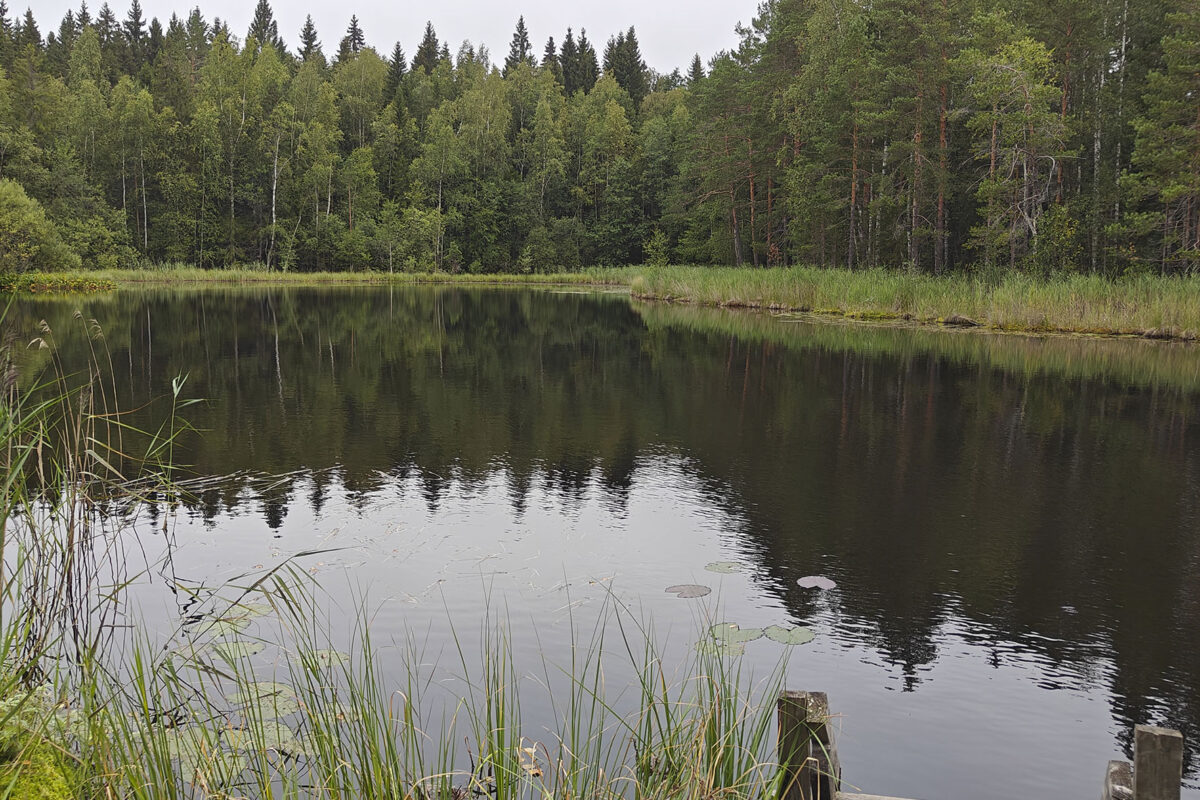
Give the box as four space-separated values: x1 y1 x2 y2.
0 0 1196 275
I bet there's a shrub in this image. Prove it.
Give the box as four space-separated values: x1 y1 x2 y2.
0 180 81 273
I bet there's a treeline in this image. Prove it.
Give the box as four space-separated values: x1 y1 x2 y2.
0 0 1196 275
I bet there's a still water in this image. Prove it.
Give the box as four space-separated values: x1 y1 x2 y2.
12 286 1200 799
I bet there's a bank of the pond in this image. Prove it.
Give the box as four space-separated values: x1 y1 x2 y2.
631 266 1200 342
11 265 1200 343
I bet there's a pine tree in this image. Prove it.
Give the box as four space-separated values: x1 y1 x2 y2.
412 21 439 74
503 16 532 76
542 36 562 84
688 53 705 85
385 40 406 98
247 0 284 54
298 15 322 63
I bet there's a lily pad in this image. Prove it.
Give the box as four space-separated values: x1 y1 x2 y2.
226 721 310 757
194 616 253 638
211 641 266 661
704 561 741 574
696 638 747 657
665 584 711 599
227 682 301 718
291 649 349 669
228 601 274 619
797 576 837 590
709 623 764 645
763 625 815 646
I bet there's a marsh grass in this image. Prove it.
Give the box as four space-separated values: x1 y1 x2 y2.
631 266 1200 339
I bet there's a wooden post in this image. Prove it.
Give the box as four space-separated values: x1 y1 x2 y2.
777 691 842 800
1102 760 1134 800
1134 725 1183 800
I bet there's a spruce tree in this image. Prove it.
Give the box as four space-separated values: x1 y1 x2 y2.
77 1 90 28
412 21 439 74
604 27 647 105
688 53 705 85
577 29 598 93
124 0 145 71
16 8 40 51
298 15 322 63
336 15 364 63
503 15 532 76
385 40 406 97
542 36 562 84
0 1 13 69
247 0 284 53
559 27 578 94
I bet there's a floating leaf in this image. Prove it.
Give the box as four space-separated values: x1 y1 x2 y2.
704 562 740 574
227 683 301 719
194 616 253 638
797 576 837 590
228 602 273 619
291 649 349 669
665 584 711 599
226 721 310 757
709 623 763 644
211 641 266 661
764 625 815 646
696 639 746 657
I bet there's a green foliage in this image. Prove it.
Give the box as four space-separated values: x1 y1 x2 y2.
0 179 80 271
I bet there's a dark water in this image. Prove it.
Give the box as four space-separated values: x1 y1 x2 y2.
12 286 1200 799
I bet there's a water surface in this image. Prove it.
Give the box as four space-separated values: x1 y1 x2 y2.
13 286 1200 800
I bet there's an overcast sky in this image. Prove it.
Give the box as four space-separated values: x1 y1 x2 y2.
29 0 761 73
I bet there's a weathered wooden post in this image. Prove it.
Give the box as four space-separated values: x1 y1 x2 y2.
1102 725 1184 800
777 691 842 800
1133 725 1184 800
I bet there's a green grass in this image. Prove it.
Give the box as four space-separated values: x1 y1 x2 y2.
630 266 1200 340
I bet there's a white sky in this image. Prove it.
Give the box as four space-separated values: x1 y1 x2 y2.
27 0 762 73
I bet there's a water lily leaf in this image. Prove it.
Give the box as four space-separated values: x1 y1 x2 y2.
696 639 746 657
704 562 741 574
160 727 246 779
226 721 310 757
195 616 253 637
211 641 266 661
709 623 763 644
228 602 274 619
665 584 711 599
797 576 837 590
764 625 815 646
291 649 349 669
227 682 300 719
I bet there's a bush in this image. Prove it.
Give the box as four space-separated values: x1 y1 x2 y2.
0 180 81 273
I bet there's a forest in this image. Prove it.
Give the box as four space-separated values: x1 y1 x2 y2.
0 0 1196 276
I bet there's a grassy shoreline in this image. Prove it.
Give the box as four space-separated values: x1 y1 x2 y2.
631 266 1200 342
9 264 1200 343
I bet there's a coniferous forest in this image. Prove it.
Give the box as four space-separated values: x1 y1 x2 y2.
0 0 1197 276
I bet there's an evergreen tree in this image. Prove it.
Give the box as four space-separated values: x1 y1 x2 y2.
385 40 406 98
1123 2 1200 274
542 36 562 84
603 27 648 107
247 0 284 53
123 0 145 71
576 29 598 93
559 27 578 94
412 21 439 75
337 15 364 63
0 2 14 69
298 15 322 63
503 16 532 76
15 8 39 51
77 1 90 28
688 53 705 85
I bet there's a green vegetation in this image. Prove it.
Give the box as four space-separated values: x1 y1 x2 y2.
632 266 1200 339
0 0 1195 275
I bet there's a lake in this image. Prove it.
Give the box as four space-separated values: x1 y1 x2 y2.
12 285 1200 799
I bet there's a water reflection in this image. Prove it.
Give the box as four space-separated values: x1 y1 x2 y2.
10 285 1200 795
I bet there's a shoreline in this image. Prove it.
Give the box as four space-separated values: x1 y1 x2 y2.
7 265 1200 344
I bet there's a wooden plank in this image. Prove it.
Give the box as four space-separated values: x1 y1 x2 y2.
778 690 816 800
1102 760 1134 800
1134 725 1184 800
